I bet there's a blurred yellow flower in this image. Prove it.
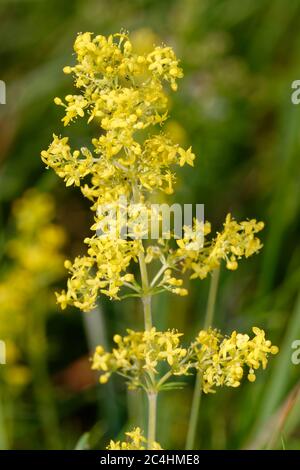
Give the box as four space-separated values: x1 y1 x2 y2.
0 189 66 387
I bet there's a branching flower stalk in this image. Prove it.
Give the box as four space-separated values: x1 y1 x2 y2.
41 31 279 449
137 230 155 448
132 178 155 446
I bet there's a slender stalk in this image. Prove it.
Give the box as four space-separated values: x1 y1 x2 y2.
139 244 157 441
142 294 152 331
132 180 153 330
204 267 220 330
147 391 157 449
133 181 157 443
151 264 168 287
138 246 152 330
138 247 149 289
139 254 157 443
185 267 220 449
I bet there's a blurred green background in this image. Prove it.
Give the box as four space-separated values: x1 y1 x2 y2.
1 0 300 450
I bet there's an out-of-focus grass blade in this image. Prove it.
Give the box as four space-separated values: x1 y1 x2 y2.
83 306 121 437
245 381 300 449
259 103 300 295
249 293 300 441
74 432 90 450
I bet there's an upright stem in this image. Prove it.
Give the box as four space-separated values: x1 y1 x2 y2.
204 267 220 329
133 181 157 443
138 247 152 331
139 242 157 441
132 179 153 331
139 254 157 443
185 267 220 450
142 294 152 331
147 391 157 449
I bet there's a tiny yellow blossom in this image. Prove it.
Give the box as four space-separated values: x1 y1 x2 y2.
106 427 162 450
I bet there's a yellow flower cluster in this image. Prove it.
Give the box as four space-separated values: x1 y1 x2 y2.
92 327 278 394
56 237 140 311
41 32 265 311
175 214 264 279
160 268 188 297
143 215 264 296
107 427 162 450
40 32 198 309
92 327 188 387
41 32 192 205
7 190 66 279
193 327 279 393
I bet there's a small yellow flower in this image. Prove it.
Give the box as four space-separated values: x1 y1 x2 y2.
106 427 162 450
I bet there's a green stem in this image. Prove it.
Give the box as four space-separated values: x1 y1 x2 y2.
142 294 152 331
139 243 157 442
204 267 220 330
185 267 220 450
147 391 157 449
139 248 152 331
132 180 153 330
132 181 157 444
151 264 168 287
